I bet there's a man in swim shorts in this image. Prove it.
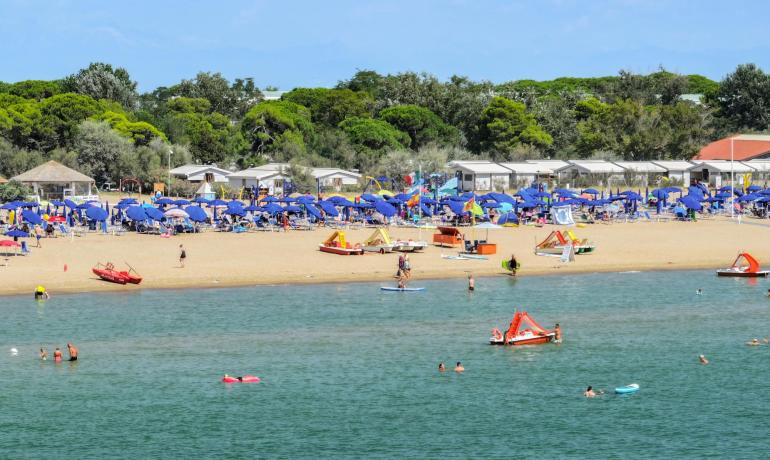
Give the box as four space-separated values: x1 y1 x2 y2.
179 244 187 268
67 343 78 361
584 386 596 397
438 362 446 372
40 348 47 360
454 362 464 373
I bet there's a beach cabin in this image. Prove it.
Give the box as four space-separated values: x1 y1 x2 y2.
687 160 756 188
525 159 569 174
447 161 511 192
745 160 770 184
612 161 667 186
554 160 624 187
169 165 231 183
499 162 553 188
227 168 288 195
311 168 362 192
11 160 96 201
650 160 694 186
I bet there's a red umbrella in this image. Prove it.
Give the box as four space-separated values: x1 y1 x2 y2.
47 216 65 223
0 240 19 247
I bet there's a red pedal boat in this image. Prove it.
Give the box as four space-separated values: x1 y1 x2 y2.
490 311 556 346
93 262 143 285
716 252 769 278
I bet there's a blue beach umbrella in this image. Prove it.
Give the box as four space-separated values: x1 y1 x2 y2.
5 229 29 238
184 206 208 223
374 200 397 217
22 210 43 225
85 207 109 221
126 206 148 221
145 207 164 221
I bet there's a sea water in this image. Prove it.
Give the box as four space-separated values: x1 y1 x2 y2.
1 270 769 459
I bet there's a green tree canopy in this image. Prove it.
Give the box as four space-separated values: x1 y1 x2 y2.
283 88 372 126
378 104 459 149
478 97 553 155
712 63 770 131
338 117 410 154
241 101 315 156
62 62 138 109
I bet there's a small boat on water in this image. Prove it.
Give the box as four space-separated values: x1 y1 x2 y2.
92 262 143 285
716 252 769 278
319 230 364 255
489 311 556 346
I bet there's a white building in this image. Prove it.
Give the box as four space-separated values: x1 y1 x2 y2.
311 168 362 191
227 168 289 195
169 165 231 183
688 160 756 188
525 160 570 172
498 162 553 187
612 161 667 185
745 160 770 182
650 161 694 186
555 160 625 185
447 161 511 191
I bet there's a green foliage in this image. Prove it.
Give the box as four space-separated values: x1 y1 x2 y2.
62 62 138 109
712 63 770 131
241 101 315 156
171 72 262 118
167 97 212 114
336 70 384 96
73 120 133 181
94 111 167 145
686 75 719 95
378 104 459 149
283 88 373 126
338 117 410 154
38 93 103 149
0 180 32 202
0 139 44 178
6 80 62 100
478 97 553 155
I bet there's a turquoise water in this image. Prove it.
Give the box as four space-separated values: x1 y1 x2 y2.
1 271 769 458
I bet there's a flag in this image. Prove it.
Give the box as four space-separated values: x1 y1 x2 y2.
463 197 475 213
406 193 420 207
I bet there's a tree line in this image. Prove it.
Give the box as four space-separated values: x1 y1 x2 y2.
1 62 769 190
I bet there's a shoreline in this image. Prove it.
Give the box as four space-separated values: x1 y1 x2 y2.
2 217 767 298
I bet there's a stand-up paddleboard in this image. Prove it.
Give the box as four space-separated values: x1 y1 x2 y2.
458 253 488 260
381 287 425 292
501 260 522 271
442 255 470 260
614 383 639 394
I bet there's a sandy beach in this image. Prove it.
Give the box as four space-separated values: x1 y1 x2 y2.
1 217 768 296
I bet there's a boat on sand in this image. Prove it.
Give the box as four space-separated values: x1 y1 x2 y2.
92 262 143 285
319 231 364 255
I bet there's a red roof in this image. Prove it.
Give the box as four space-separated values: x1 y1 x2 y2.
695 135 770 161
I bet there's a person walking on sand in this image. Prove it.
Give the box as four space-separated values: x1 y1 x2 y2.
179 244 187 268
509 254 518 276
67 343 78 361
34 224 43 248
403 255 411 279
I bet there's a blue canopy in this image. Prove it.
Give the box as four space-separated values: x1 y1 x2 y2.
481 202 501 209
155 197 174 205
22 210 43 225
664 187 682 193
487 192 515 204
76 203 94 210
374 200 396 217
191 197 210 204
5 229 29 237
64 199 78 209
747 185 762 192
651 189 668 199
0 203 18 210
296 195 316 204
185 206 208 222
208 199 229 207
447 201 468 215
85 207 108 221
145 207 164 221
317 201 339 217
582 188 600 195
50 200 66 207
262 203 285 215
173 199 191 206
420 202 433 217
680 195 703 211
305 204 323 219
360 193 380 202
284 205 303 213
224 207 245 216
261 196 279 203
126 206 148 221
244 205 262 212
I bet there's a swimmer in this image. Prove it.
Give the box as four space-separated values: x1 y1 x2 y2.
747 338 761 346
34 285 49 300
699 354 709 365
39 347 47 360
438 362 446 372
67 342 78 361
53 347 62 362
468 274 475 292
696 289 702 295
766 289 770 297
454 361 464 373
584 386 596 397
553 323 562 343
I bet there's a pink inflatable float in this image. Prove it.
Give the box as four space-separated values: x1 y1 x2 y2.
222 375 260 383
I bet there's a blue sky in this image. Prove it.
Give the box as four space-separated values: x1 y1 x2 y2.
2 0 770 92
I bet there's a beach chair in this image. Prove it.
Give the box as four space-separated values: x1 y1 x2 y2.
58 224 70 237
20 241 30 255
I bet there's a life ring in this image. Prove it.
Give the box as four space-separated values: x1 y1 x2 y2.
491 328 503 341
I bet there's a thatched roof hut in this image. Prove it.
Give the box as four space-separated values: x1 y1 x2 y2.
10 161 95 200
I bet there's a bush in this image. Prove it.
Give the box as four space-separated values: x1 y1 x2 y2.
0 180 32 202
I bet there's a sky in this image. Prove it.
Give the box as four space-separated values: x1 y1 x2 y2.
2 0 770 92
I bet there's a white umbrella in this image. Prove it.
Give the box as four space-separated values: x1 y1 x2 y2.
164 208 190 219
